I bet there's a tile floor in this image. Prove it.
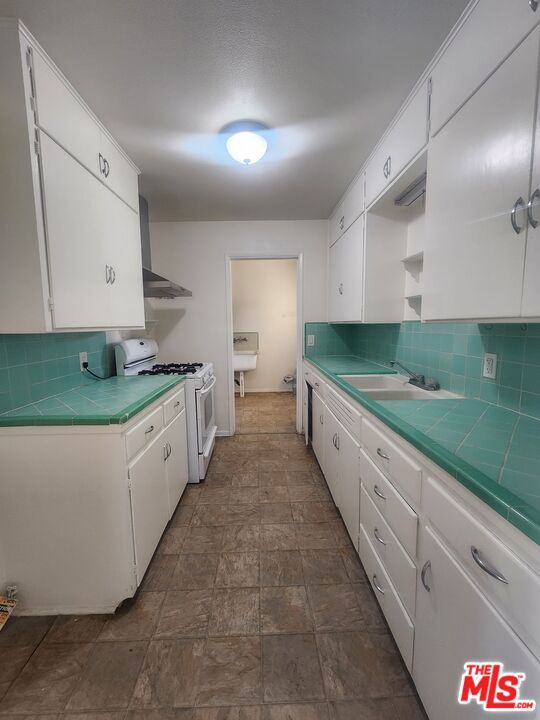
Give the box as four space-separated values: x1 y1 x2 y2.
235 392 296 434
0 422 427 719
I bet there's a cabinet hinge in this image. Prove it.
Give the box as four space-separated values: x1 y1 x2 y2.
426 77 433 138
127 468 132 487
427 77 432 97
47 297 54 311
25 46 33 68
33 129 40 156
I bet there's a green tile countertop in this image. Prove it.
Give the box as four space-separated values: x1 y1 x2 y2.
306 354 540 545
0 376 185 427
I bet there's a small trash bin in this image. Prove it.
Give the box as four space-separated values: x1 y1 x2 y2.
283 372 297 396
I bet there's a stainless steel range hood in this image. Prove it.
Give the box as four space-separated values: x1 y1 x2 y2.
140 196 192 298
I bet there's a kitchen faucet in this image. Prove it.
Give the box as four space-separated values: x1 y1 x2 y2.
390 361 440 391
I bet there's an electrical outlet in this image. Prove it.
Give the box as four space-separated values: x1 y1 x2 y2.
483 353 497 379
307 334 315 347
79 351 88 371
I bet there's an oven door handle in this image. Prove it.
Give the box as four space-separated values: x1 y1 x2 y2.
199 375 217 396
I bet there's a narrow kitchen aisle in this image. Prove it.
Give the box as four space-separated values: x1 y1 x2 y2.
235 392 296 433
0 425 426 719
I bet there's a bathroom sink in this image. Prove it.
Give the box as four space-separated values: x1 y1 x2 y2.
233 351 258 372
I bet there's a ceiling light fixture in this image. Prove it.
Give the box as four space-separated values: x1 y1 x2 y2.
222 121 269 166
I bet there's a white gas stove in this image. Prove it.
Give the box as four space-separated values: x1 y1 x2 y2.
115 339 216 483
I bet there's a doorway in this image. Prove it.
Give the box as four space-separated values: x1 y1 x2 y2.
226 255 303 435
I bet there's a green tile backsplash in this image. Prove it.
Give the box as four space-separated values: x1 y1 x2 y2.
0 332 112 414
305 321 540 420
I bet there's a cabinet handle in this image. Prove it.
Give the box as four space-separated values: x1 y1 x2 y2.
421 560 431 592
105 265 110 284
376 447 389 460
166 442 172 459
145 425 155 435
99 153 105 174
332 433 337 448
103 157 110 178
335 434 340 451
174 401 181 408
373 484 387 500
338 283 344 295
372 574 385 595
110 267 116 284
470 546 508 584
339 216 344 230
373 527 386 546
530 0 538 11
527 188 540 228
510 196 525 234
319 414 324 425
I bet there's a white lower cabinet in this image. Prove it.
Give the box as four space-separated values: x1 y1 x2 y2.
414 526 540 720
311 389 326 473
128 433 170 583
324 408 341 506
163 408 189 518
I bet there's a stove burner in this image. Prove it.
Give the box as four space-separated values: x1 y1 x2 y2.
139 362 203 376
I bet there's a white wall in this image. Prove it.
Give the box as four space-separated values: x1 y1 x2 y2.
232 259 297 393
149 220 328 434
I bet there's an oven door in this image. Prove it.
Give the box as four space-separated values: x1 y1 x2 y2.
196 374 217 455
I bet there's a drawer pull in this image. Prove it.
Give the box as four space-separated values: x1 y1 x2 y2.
372 574 385 595
145 425 155 435
421 560 432 592
471 546 508 584
174 401 181 408
373 484 387 500
319 414 324 425
376 447 390 460
373 527 386 546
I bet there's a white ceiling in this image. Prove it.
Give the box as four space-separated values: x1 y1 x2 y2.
0 0 469 221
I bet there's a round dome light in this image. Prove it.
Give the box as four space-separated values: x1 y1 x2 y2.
226 130 268 165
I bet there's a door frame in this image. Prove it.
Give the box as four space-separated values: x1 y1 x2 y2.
225 253 304 435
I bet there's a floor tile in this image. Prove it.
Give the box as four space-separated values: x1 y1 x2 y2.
340 549 367 583
317 632 411 699
215 552 260 587
197 637 262 706
170 554 219 590
182 526 225 554
208 588 260 636
260 551 304 586
286 471 316 486
44 615 108 644
295 523 337 550
353 585 386 632
131 639 205 708
259 487 290 504
222 525 261 551
231 471 259 487
330 523 352 549
259 471 287 487
155 589 213 638
307 585 363 632
328 699 397 720
261 524 298 550
0 645 37 684
97 592 164 642
261 503 293 524
230 487 260 504
261 704 329 720
391 696 428 719
171 504 195 527
0 643 92 714
0 617 54 648
262 634 325 703
160 526 188 554
192 505 231 527
65 712 126 720
288 485 322 503
300 550 349 585
200 486 232 505
127 709 194 720
181 485 203 505
194 708 261 720
291 503 334 523
261 587 313 634
140 555 178 592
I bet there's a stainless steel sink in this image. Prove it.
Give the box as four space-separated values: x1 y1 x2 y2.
338 374 459 400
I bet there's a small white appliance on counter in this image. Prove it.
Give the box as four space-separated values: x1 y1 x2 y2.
115 339 217 482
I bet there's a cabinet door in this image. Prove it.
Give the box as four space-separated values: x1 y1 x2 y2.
423 30 539 320
414 526 540 720
324 409 341 506
342 174 364 233
128 434 169 584
39 132 111 328
311 390 325 473
337 422 360 548
327 215 364 322
522 71 540 317
103 189 145 328
99 131 140 212
163 409 189 518
329 202 344 246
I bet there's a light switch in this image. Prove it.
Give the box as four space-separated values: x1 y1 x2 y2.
483 353 497 379
307 334 315 347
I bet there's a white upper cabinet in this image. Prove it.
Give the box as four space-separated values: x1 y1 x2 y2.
521 81 540 316
329 202 344 247
430 0 540 137
0 20 144 332
365 81 429 208
329 174 364 246
328 214 364 322
423 29 539 321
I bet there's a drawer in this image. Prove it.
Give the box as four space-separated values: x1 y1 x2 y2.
360 450 417 558
326 386 362 442
365 81 428 207
164 387 185 426
361 486 416 618
99 131 140 212
125 406 164 461
30 44 102 178
362 419 421 506
304 366 327 395
424 476 540 660
430 0 540 136
359 525 414 671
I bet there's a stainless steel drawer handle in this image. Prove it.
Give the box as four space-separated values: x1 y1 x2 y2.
376 447 389 460
421 560 431 592
145 425 155 435
373 527 386 546
372 574 385 595
373 484 387 500
167 442 172 458
511 196 525 234
319 414 324 424
174 401 181 408
471 546 508 584
527 188 540 228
